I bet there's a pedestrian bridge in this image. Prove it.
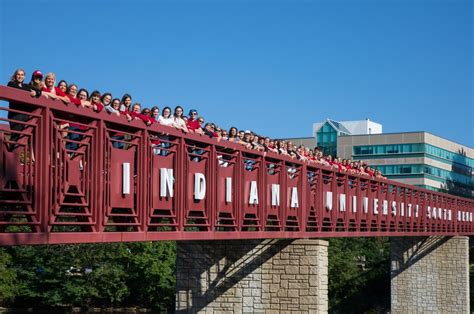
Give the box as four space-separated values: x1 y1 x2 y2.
0 85 472 246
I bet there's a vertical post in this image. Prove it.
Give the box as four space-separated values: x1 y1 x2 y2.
39 106 51 235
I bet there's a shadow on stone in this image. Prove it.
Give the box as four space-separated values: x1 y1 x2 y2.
390 236 451 277
175 239 293 313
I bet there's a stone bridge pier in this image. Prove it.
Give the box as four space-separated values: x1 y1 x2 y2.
176 236 470 313
391 236 470 313
175 239 328 313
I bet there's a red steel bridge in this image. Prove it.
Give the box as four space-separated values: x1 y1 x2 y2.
0 85 472 246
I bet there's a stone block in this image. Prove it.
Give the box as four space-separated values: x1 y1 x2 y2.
288 289 299 298
242 296 254 307
285 266 299 274
272 275 281 283
289 282 309 290
269 283 279 293
277 289 288 298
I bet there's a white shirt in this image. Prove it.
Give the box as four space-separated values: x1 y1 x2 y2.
159 115 175 126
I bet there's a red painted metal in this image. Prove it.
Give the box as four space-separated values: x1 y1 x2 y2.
0 85 472 246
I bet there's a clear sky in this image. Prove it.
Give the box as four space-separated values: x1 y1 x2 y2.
1 0 472 147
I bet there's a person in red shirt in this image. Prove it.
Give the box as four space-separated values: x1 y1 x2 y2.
89 90 104 113
186 109 203 134
129 103 155 126
150 106 160 121
57 80 68 94
65 84 89 107
42 73 70 104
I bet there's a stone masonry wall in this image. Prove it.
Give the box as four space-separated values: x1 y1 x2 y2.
176 239 328 313
391 236 469 313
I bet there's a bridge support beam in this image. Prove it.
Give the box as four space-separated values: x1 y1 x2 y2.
391 236 469 313
176 239 328 313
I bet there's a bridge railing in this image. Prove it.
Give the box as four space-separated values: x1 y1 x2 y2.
0 85 472 245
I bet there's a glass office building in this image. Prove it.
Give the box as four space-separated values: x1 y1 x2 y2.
338 132 474 198
290 119 472 198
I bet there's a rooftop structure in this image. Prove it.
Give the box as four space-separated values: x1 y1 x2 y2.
313 119 382 156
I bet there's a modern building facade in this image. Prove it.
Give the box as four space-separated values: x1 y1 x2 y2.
288 118 473 199
337 132 473 198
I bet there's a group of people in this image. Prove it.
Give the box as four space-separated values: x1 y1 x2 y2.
6 68 385 179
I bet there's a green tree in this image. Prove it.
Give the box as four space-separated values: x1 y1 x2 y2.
3 242 176 311
126 242 176 312
0 248 18 303
329 237 390 313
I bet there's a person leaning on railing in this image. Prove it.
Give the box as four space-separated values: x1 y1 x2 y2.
42 72 71 105
6 69 43 143
173 106 189 133
186 108 203 135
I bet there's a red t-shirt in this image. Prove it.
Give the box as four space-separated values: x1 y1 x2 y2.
186 119 201 131
42 86 67 97
67 94 82 106
91 101 104 113
130 111 156 124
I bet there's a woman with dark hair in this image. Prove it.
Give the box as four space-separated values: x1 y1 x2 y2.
227 127 239 143
120 93 132 112
251 135 265 152
57 80 68 94
141 107 151 116
89 90 104 113
173 105 188 133
203 123 220 139
7 69 43 144
157 106 174 156
101 93 112 108
277 141 291 157
77 88 89 102
105 98 121 116
150 106 160 121
158 106 174 127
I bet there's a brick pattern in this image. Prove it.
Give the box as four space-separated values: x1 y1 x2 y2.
391 236 469 314
176 239 328 313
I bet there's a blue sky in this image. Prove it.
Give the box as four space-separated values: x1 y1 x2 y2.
1 0 472 146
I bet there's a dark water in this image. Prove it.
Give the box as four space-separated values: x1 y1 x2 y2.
0 308 155 314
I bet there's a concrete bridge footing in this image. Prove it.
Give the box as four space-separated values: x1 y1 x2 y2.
175 239 329 313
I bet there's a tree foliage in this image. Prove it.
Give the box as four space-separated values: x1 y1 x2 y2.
0 242 176 312
328 237 390 313
0 248 18 303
